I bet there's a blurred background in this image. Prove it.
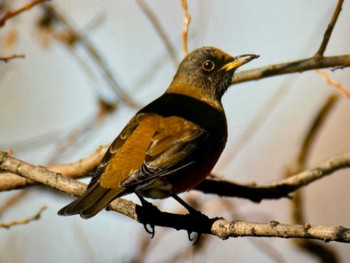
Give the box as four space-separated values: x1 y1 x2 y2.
0 0 349 262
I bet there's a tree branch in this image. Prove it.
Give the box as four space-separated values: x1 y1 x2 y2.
0 206 47 228
232 54 350 85
0 146 106 191
136 0 178 66
286 94 340 262
181 0 191 56
39 4 141 109
1 150 350 242
0 0 47 27
212 220 350 243
0 54 25 62
314 0 344 57
195 152 350 202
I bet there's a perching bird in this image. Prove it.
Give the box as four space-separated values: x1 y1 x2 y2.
58 46 258 219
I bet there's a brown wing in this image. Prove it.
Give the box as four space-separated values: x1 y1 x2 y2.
121 116 205 186
58 113 160 218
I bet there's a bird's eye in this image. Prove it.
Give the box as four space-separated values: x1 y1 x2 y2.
202 60 215 72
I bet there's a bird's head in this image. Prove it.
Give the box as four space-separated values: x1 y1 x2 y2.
167 46 259 109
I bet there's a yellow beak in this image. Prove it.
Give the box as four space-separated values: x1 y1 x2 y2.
221 54 259 72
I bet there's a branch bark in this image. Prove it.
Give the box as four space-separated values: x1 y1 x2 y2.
232 54 350 85
0 54 25 62
0 0 47 27
1 150 350 242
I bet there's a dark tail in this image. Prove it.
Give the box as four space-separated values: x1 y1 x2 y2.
58 183 124 218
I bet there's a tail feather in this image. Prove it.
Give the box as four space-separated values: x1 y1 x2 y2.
58 183 125 218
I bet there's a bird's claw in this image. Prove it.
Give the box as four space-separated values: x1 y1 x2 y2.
143 223 155 239
187 231 201 245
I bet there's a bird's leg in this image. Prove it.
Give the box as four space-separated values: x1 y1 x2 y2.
171 194 205 216
171 194 209 244
135 192 158 238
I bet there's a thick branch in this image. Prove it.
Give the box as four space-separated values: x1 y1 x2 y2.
1 151 350 242
0 146 106 191
232 54 350 84
212 220 350 243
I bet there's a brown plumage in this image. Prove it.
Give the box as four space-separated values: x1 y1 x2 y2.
58 46 258 218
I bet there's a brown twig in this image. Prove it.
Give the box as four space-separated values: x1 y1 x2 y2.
317 70 350 98
0 206 47 228
181 0 191 57
39 4 141 109
136 0 178 66
0 190 28 215
46 100 116 164
0 0 47 27
0 54 25 62
232 54 350 85
315 0 344 57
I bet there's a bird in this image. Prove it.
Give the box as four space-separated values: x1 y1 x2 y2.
58 46 258 220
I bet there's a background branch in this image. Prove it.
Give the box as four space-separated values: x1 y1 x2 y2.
0 0 47 27
0 54 25 62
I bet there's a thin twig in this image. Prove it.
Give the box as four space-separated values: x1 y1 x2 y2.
46 100 116 164
0 0 47 27
181 0 191 56
295 94 340 167
0 206 47 228
315 0 344 57
0 54 25 62
40 4 141 109
232 54 350 85
317 70 350 98
136 0 178 66
0 190 28 215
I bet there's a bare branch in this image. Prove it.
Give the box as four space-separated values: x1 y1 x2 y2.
0 54 25 62
317 70 350 98
0 190 28 215
212 220 350 243
39 4 141 109
0 206 47 228
136 0 178 66
232 54 350 85
286 94 340 262
294 94 340 168
315 0 344 57
181 0 191 56
0 0 47 27
195 152 350 201
0 146 106 191
1 150 350 242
